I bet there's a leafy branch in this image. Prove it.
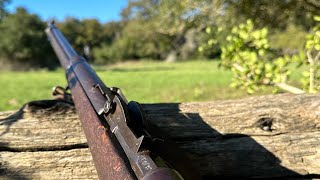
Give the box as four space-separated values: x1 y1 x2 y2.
220 20 304 94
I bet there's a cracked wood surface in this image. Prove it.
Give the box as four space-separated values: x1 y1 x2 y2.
0 93 320 179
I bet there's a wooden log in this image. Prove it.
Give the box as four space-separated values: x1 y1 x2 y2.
0 94 320 179
0 149 97 180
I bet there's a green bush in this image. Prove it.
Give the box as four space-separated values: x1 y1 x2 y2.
207 20 304 94
92 44 123 64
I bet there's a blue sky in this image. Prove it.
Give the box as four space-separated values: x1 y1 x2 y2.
7 0 128 23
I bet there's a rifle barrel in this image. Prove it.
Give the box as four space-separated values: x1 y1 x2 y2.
46 21 137 180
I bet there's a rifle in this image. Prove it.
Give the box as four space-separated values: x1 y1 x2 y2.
45 22 199 180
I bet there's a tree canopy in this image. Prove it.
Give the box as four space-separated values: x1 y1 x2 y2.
0 7 57 70
0 0 319 69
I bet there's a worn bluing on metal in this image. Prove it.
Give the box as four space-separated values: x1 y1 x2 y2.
45 22 198 180
45 22 136 180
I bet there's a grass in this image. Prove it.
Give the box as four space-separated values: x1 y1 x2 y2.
0 60 298 111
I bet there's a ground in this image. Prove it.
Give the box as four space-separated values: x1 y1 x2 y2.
0 60 302 111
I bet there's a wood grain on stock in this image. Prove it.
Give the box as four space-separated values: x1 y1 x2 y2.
0 94 320 179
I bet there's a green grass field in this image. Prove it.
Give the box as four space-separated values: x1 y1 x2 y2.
0 60 300 111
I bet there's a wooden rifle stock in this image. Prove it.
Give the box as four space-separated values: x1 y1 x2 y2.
45 21 199 180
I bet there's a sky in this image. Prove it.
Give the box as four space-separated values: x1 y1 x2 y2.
7 0 128 23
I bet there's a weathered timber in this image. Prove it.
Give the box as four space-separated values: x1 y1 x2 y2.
1 93 320 179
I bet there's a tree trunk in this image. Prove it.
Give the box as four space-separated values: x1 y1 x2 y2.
165 50 177 62
1 93 320 179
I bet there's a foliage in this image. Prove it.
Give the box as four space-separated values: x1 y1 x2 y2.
269 24 307 55
57 18 106 61
93 19 172 62
0 1 319 69
119 0 221 61
102 21 123 45
219 20 272 93
198 26 221 58
225 0 320 30
0 7 57 70
210 20 304 94
57 18 83 52
201 16 320 94
302 16 320 93
116 0 320 61
0 0 9 21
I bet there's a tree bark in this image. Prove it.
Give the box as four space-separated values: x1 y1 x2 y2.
1 94 320 179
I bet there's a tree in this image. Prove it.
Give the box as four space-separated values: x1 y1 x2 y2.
224 0 320 30
91 21 124 64
78 19 104 61
0 7 57 70
57 18 83 54
102 21 123 45
119 0 224 61
93 19 172 63
0 0 9 21
58 18 106 62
